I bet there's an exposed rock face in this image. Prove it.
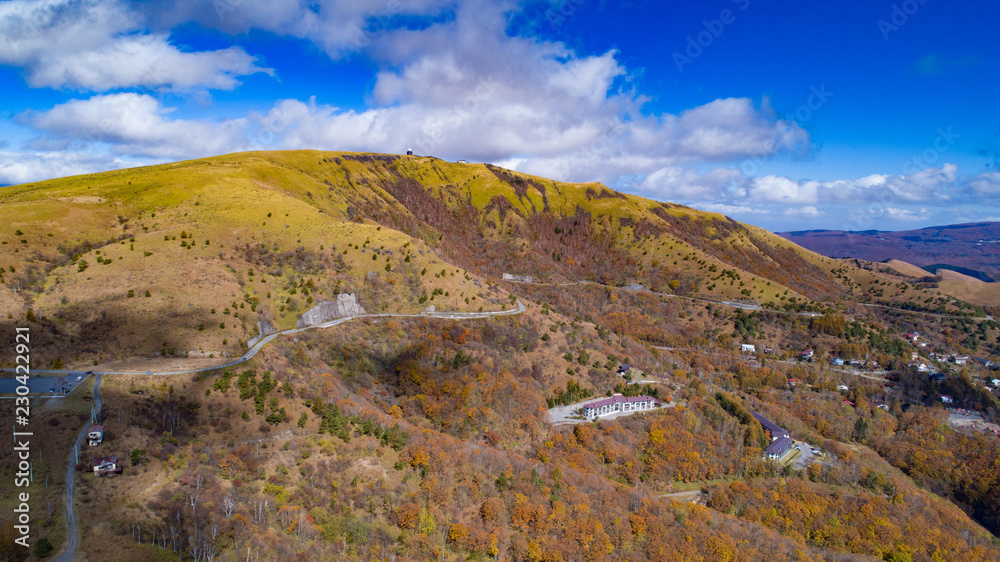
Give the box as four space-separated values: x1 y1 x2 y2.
296 293 366 327
247 314 279 347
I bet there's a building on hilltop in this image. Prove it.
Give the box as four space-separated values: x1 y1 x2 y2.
751 411 789 441
752 411 795 460
765 436 795 460
582 394 658 419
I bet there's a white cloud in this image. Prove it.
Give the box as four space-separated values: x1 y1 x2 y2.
0 150 139 185
698 203 772 216
969 171 1000 194
783 205 825 218
28 93 250 159
750 175 818 204
0 0 270 90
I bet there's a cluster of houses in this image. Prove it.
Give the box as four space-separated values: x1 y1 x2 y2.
581 394 660 419
752 411 795 461
86 423 121 476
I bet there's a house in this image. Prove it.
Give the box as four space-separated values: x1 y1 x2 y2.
877 403 890 411
991 379 1000 387
917 363 931 373
787 378 803 387
930 372 946 383
763 347 774 354
953 356 969 365
751 411 789 441
90 455 118 476
741 344 756 353
457 159 468 164
837 384 849 392
843 399 855 406
905 332 920 341
800 349 814 360
87 425 104 446
406 148 413 155
831 358 844 366
940 395 953 404
581 394 659 419
765 436 795 460
617 364 632 374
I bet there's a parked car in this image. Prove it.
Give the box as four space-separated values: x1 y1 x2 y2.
76 375 82 381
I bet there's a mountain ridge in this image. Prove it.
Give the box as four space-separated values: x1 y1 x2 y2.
779 222 1000 282
0 149 973 367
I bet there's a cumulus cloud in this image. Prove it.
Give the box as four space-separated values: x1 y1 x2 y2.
783 206 825 218
698 203 772 216
27 93 250 158
0 150 139 185
750 175 818 204
0 0 270 90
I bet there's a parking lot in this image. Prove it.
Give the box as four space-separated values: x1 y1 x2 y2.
0 372 91 395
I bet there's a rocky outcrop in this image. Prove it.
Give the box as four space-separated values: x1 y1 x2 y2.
296 293 366 327
247 313 279 348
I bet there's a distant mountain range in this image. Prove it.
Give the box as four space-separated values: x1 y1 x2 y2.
779 222 1000 281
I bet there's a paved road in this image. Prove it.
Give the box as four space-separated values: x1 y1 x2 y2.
790 442 815 470
2 301 526 378
23 302 524 561
0 374 88 395
53 373 102 562
506 276 997 323
859 302 991 322
505 278 830 318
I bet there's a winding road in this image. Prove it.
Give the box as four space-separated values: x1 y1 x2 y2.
21 285 984 560
33 301 524 561
52 373 102 562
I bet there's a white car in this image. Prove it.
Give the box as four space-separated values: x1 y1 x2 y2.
76 375 82 381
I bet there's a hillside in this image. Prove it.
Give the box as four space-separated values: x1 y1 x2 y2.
780 222 1000 282
0 149 872 369
6 151 1000 562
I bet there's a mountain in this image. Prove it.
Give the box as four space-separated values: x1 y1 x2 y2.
5 151 1000 562
0 150 869 368
779 222 1000 281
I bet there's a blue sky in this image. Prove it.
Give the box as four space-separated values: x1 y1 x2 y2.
1 0 998 232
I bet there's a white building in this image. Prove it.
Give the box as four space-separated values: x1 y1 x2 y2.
741 343 756 353
582 394 659 419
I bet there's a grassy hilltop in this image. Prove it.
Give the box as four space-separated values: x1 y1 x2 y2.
4 151 1000 561
0 150 975 368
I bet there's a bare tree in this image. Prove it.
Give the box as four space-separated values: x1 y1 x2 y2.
188 491 201 518
203 536 217 562
252 497 268 523
188 529 202 562
222 496 237 519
